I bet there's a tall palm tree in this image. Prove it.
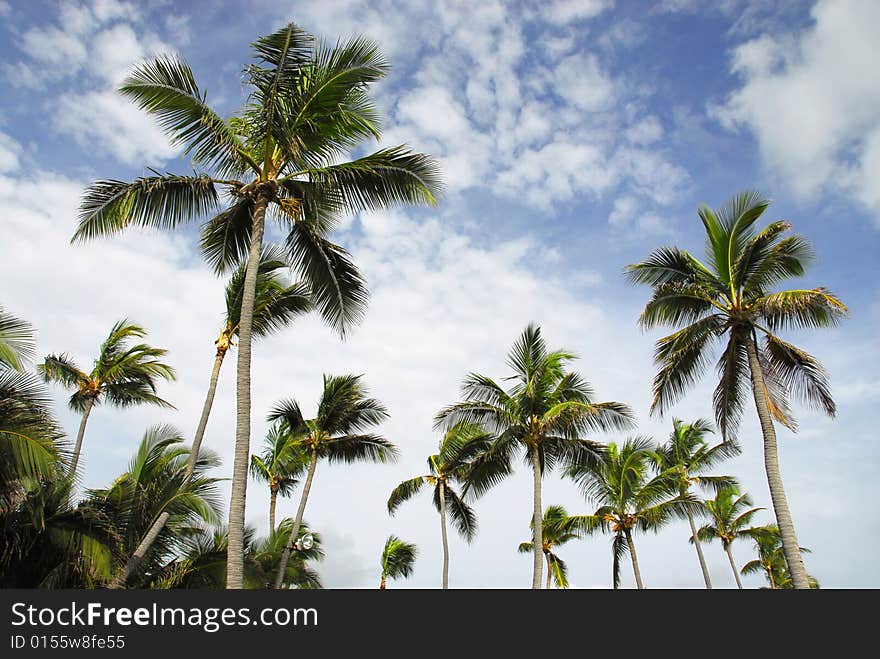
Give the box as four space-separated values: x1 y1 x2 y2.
39 320 175 475
109 247 310 588
387 422 491 588
268 373 396 588
86 425 224 587
693 488 762 589
72 23 441 588
250 422 309 534
379 535 417 589
741 525 816 589
567 437 694 589
435 323 634 588
518 505 579 589
652 418 739 589
625 190 847 588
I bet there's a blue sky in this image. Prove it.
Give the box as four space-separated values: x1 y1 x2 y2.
1 0 878 588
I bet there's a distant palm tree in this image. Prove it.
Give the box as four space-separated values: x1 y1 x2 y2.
379 535 417 589
269 374 396 588
435 323 634 588
110 247 309 588
626 191 847 588
652 418 739 589
72 22 441 588
251 422 309 534
39 320 175 475
518 505 579 589
567 437 695 589
693 488 762 589
387 421 491 588
741 525 816 589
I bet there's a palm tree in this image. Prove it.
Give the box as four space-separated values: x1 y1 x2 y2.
71 23 441 588
379 535 417 589
387 422 491 588
435 323 634 588
86 425 224 587
693 488 762 589
250 422 309 534
0 305 35 372
268 373 396 588
518 505 579 589
652 418 739 589
741 525 816 589
109 247 310 588
39 320 175 475
625 190 848 588
567 437 693 589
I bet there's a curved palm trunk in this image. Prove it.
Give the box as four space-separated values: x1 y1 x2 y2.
380 574 386 589
687 508 713 589
269 486 278 536
725 544 743 589
227 191 270 589
273 448 317 589
530 443 543 589
545 554 552 590
108 348 227 589
745 334 810 589
68 397 95 476
624 528 644 589
439 480 449 589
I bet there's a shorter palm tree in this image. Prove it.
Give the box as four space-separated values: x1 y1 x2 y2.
379 535 417 589
269 374 396 588
250 423 309 534
387 421 492 588
693 488 762 589
39 320 175 475
518 505 579 589
567 437 695 589
741 525 816 589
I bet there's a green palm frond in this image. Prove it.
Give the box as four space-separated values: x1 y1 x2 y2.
754 288 847 332
380 535 417 581
443 486 477 542
387 476 428 514
199 198 255 274
324 433 398 464
0 307 35 371
762 332 836 416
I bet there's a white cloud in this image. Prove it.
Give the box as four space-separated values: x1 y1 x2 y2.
552 52 617 112
0 131 21 173
20 26 89 75
625 115 664 145
714 0 880 221
538 0 615 25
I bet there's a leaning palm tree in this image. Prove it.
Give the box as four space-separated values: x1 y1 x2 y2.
269 373 396 588
72 23 441 588
567 437 694 589
652 418 739 589
39 320 175 475
518 505 579 589
109 246 310 588
250 422 309 534
379 535 417 589
387 421 492 588
435 323 634 588
625 190 848 588
693 488 763 589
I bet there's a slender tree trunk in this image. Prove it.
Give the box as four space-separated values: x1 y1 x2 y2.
274 448 317 589
624 528 644 589
744 333 810 589
725 544 743 589
227 190 270 589
68 397 95 476
545 554 552 590
767 567 776 589
269 487 278 536
530 442 543 589
380 574 386 590
108 347 227 589
687 508 713 589
439 480 449 589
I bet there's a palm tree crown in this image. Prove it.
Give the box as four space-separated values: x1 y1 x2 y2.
250 422 309 534
518 505 580 589
379 535 417 588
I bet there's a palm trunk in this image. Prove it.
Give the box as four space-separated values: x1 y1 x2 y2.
687 508 713 589
545 554 552 590
273 448 317 589
380 574 386 590
227 190 270 589
439 480 450 589
108 347 227 589
767 566 776 589
725 543 743 589
68 397 95 476
530 442 543 589
745 333 810 589
269 487 278 536
624 528 644 589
